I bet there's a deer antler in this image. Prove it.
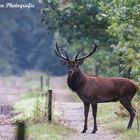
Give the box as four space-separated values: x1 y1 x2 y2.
55 43 70 61
75 44 97 61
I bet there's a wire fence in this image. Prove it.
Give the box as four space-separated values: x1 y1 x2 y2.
15 74 54 140
15 89 54 140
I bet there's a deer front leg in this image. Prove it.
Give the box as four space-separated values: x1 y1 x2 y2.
91 103 98 133
81 102 90 133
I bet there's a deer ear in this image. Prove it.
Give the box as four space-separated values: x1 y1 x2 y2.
77 59 84 65
60 59 68 65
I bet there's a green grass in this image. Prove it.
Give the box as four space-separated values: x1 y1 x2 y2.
12 72 73 140
14 91 73 140
26 122 73 140
2 73 139 140
1 73 73 139
98 102 140 140
13 93 35 122
20 91 35 99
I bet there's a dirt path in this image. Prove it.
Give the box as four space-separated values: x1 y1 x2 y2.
0 77 27 140
51 76 117 140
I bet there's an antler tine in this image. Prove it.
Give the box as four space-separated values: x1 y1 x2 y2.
58 43 70 61
76 44 97 61
55 43 69 61
54 49 63 59
63 50 70 61
75 49 83 61
56 43 62 56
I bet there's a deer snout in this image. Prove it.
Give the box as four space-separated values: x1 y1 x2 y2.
67 69 74 77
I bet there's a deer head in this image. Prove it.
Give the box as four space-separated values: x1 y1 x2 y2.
55 43 97 77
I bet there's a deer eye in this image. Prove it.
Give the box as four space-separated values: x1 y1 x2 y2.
74 64 78 67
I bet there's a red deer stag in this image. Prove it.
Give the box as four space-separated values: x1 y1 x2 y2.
55 43 138 133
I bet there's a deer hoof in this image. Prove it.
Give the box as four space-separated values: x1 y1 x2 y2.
91 129 97 134
81 129 87 133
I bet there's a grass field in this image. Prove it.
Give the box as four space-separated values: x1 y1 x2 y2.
26 122 73 140
14 92 73 140
98 101 140 140
12 72 73 140
3 72 139 140
15 91 140 140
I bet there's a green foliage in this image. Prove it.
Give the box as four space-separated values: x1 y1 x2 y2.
0 0 67 76
99 0 140 87
43 0 140 80
43 0 109 43
43 0 121 76
0 0 139 78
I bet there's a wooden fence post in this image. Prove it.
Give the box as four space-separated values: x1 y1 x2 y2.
16 122 25 140
48 90 52 122
40 75 43 91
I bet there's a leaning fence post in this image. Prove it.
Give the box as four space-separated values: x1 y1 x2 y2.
48 89 52 122
16 122 25 140
40 75 43 91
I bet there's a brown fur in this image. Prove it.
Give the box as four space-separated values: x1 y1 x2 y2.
67 68 138 133
55 43 138 133
68 69 138 103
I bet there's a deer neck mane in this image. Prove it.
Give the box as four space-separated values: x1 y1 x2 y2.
67 69 86 92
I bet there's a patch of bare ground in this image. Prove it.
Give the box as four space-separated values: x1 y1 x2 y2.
51 76 118 140
0 115 15 140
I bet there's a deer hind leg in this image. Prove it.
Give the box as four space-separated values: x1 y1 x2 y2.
81 102 90 133
91 103 98 133
120 99 136 129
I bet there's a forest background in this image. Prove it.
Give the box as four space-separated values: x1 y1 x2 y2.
0 0 139 86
